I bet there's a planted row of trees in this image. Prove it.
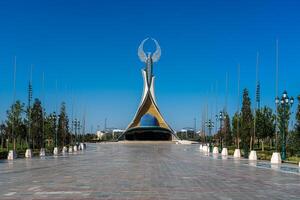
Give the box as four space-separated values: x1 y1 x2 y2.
213 89 300 158
0 99 74 151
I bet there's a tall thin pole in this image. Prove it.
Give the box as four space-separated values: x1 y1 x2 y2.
237 64 240 149
42 72 45 148
55 80 58 147
275 40 279 151
12 56 17 151
225 72 229 112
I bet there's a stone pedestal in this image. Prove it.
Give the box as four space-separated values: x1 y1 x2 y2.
213 147 219 154
62 146 67 154
73 145 78 152
249 150 257 161
53 147 59 156
25 149 32 158
68 146 73 153
221 148 228 156
39 148 46 157
270 152 281 164
299 162 300 167
7 150 16 160
233 149 241 158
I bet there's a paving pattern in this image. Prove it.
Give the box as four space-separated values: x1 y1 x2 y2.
0 143 299 200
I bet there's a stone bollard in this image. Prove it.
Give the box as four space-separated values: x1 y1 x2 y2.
271 152 281 164
40 148 46 157
213 147 219 154
299 162 300 167
202 145 207 153
25 149 32 158
7 150 16 160
249 150 257 161
73 145 78 152
62 146 67 155
233 149 241 158
221 148 228 156
199 144 203 151
80 143 84 150
68 146 73 153
53 147 59 156
84 143 87 149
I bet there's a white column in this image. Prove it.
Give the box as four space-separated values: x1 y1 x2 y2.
271 152 281 164
249 150 257 161
233 149 241 158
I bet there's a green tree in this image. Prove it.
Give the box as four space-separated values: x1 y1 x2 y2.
44 112 57 147
6 101 25 150
232 112 241 148
223 112 232 147
288 95 300 156
240 89 253 158
57 102 69 147
255 107 275 151
30 99 44 149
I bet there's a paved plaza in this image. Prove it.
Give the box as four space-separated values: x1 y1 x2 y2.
0 143 299 199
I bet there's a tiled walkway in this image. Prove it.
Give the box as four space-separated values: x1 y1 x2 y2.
0 143 299 199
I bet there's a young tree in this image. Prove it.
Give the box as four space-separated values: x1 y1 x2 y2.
255 107 275 151
57 102 69 147
288 95 300 156
240 89 253 158
30 99 44 149
223 112 232 147
44 112 57 147
6 101 25 150
232 112 241 148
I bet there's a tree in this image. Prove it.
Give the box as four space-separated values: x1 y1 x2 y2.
255 107 275 151
44 112 57 147
57 102 69 147
6 101 25 150
232 112 241 148
288 95 300 156
240 89 253 158
30 99 44 149
223 112 232 147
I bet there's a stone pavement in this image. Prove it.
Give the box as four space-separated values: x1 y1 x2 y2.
0 143 299 199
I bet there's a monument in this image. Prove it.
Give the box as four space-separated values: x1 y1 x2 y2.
119 38 176 141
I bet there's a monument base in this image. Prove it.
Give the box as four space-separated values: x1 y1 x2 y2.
25 149 32 158
221 148 228 156
233 149 241 158
7 150 16 160
271 152 281 164
249 150 257 161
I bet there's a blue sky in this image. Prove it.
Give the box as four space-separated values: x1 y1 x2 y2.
0 0 299 131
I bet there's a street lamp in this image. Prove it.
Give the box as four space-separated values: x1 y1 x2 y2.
218 111 226 150
205 119 214 152
277 90 294 160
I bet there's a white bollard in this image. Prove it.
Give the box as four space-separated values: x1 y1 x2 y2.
68 146 73 153
221 148 228 156
233 149 241 158
299 162 300 167
62 146 67 155
7 150 16 160
249 150 257 161
213 147 219 154
202 145 208 153
25 149 32 158
73 145 78 152
80 143 84 150
270 152 281 164
53 147 59 156
199 144 203 151
39 148 46 157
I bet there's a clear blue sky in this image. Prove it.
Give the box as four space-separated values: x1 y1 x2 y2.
0 0 299 131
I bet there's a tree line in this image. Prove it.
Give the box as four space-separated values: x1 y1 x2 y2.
213 88 300 158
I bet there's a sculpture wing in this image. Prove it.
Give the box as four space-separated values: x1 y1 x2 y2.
151 38 161 63
138 38 148 62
